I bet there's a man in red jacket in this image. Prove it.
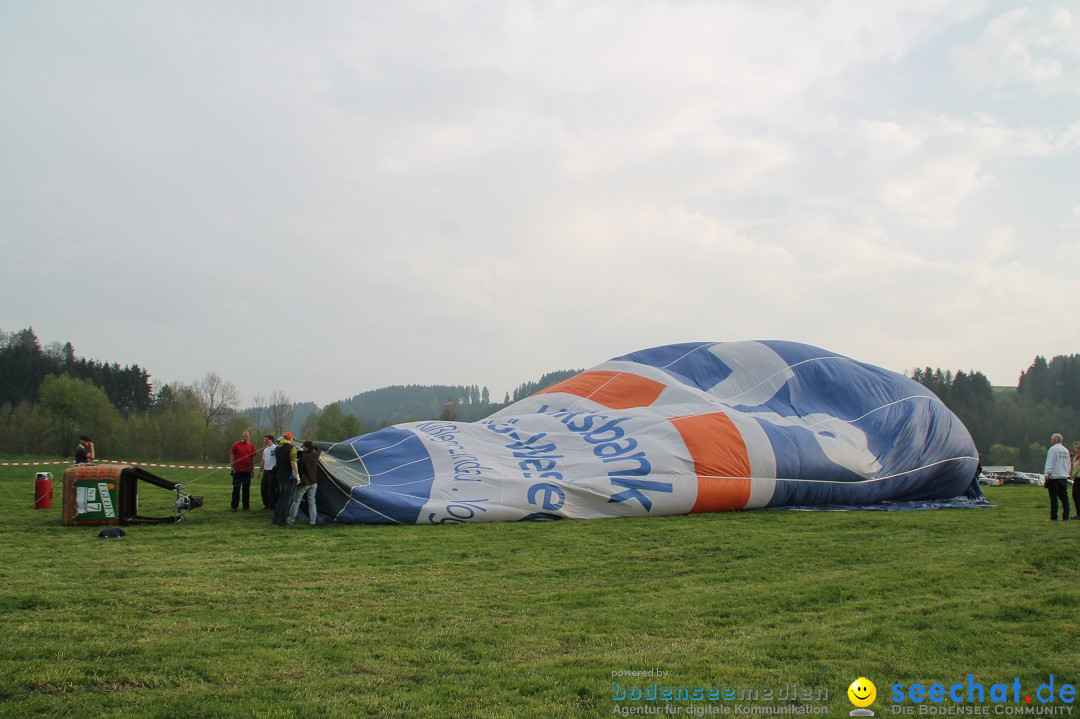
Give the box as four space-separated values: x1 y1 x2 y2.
229 430 257 512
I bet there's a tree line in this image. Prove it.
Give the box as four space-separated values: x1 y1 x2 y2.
0 328 285 461
910 356 1080 471
0 326 572 462
1 325 1076 470
0 328 152 414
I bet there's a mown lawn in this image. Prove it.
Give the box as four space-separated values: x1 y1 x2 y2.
0 459 1077 718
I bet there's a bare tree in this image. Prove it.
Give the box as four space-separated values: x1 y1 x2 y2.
249 393 268 433
439 399 460 422
193 372 240 431
43 340 65 361
268 389 293 436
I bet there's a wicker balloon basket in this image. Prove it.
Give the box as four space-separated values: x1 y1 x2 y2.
62 463 203 526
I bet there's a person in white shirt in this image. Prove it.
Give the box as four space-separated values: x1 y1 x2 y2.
259 434 279 511
1044 433 1072 521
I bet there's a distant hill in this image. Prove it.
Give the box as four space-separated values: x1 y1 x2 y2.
337 384 494 427
290 401 320 432
290 368 583 431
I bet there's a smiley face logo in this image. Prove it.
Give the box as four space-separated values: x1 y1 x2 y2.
848 677 876 708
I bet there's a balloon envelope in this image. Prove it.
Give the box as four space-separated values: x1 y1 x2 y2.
315 341 981 524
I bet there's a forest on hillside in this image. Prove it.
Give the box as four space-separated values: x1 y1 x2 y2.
305 369 584 428
911 357 1080 470
0 325 1077 470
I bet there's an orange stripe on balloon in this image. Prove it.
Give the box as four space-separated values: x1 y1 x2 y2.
670 412 752 512
534 371 666 410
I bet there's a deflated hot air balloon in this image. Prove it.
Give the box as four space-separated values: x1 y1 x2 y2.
312 341 982 524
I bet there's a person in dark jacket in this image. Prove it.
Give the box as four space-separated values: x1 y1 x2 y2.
287 440 321 526
74 435 94 464
271 433 299 526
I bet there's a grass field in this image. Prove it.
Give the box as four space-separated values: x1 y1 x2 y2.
1 459 1078 718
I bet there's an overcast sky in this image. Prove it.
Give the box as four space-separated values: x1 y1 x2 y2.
2 1 1078 408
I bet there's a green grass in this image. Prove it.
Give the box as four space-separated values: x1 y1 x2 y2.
0 460 1077 718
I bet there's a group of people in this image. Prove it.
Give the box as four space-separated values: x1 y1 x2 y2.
117 428 1080 525
228 430 322 526
1044 433 1080 521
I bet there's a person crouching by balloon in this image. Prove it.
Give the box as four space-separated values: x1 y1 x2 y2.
287 440 321 526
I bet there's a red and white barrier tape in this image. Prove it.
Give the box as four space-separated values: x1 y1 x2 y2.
107 460 230 470
0 459 228 470
0 460 71 467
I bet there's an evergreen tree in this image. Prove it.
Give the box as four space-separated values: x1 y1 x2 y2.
1046 354 1080 412
1018 356 1050 399
0 327 49 406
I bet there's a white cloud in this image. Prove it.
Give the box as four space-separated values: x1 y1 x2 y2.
855 118 1066 230
952 5 1080 95
1 1 1078 403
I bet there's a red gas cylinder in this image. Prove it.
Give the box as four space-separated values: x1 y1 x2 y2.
34 472 53 509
